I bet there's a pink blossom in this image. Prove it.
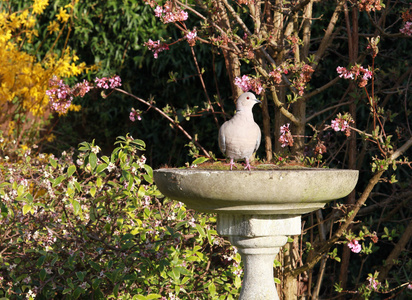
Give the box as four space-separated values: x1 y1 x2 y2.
144 39 169 58
155 3 188 24
331 118 348 132
47 75 121 113
235 75 253 92
154 5 163 17
337 65 373 88
362 69 373 81
129 108 141 122
407 283 412 290
367 276 380 291
234 75 263 95
95 75 122 89
95 77 109 89
269 69 283 84
109 75 122 88
280 123 290 135
336 66 354 79
46 76 74 114
279 123 294 148
400 21 412 36
186 29 197 46
347 239 362 253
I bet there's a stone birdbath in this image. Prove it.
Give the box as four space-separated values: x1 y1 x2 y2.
153 168 359 300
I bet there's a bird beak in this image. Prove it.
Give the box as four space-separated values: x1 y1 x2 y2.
255 98 262 104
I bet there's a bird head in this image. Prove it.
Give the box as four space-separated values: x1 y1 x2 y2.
235 92 261 111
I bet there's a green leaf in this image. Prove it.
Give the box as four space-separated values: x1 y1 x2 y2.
195 224 206 238
72 200 81 215
67 165 76 177
49 157 57 168
22 204 32 215
39 268 47 281
208 282 216 297
52 175 65 188
95 163 108 174
192 157 209 165
17 185 25 197
144 164 153 178
143 174 153 184
90 186 97 197
76 271 85 282
89 153 98 169
89 261 101 272
74 181 82 192
146 294 162 299
36 256 46 267
113 283 120 298
131 139 146 150
73 287 82 299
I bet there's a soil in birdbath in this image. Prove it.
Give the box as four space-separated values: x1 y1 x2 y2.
182 160 314 171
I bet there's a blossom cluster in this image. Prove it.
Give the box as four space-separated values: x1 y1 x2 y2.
401 5 412 36
347 239 362 253
234 75 264 95
46 75 122 114
129 107 142 122
400 22 412 36
357 0 383 12
144 39 169 59
269 65 289 84
331 118 348 132
268 62 313 96
279 123 294 148
46 76 75 114
331 113 353 136
95 75 122 89
337 65 372 87
153 2 188 24
186 29 197 46
292 64 314 96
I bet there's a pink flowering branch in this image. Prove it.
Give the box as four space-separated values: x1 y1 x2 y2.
288 137 412 278
46 75 211 158
46 75 121 114
114 88 211 158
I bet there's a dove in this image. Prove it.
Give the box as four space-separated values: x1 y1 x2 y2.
218 92 261 170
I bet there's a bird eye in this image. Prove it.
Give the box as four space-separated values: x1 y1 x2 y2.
246 97 250 99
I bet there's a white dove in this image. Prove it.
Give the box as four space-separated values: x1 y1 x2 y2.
218 92 261 170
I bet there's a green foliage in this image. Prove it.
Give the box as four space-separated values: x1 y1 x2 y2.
0 135 241 299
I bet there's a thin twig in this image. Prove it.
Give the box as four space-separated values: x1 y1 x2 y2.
114 88 211 158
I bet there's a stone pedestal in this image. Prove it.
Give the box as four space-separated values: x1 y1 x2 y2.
217 214 301 300
153 168 359 299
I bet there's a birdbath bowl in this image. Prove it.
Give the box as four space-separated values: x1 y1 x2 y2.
153 168 359 300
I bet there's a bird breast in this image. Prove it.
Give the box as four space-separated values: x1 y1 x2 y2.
219 114 261 160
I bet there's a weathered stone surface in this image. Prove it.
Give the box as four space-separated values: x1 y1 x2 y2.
154 169 359 214
153 168 359 300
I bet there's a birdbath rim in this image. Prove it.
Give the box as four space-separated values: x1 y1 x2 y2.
153 168 359 215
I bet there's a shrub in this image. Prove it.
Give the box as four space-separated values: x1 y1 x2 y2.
0 0 91 147
0 135 242 300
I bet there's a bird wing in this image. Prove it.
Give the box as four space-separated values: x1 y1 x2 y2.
218 125 226 154
254 125 261 153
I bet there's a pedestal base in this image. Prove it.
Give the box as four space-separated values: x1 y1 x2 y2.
217 214 301 300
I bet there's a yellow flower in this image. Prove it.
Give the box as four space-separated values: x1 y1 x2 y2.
0 29 12 43
46 134 56 142
47 20 60 33
33 0 49 15
56 7 70 23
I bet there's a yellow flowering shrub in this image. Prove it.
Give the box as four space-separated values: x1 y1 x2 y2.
0 0 91 146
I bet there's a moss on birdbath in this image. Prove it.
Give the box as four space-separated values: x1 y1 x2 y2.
186 160 312 171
